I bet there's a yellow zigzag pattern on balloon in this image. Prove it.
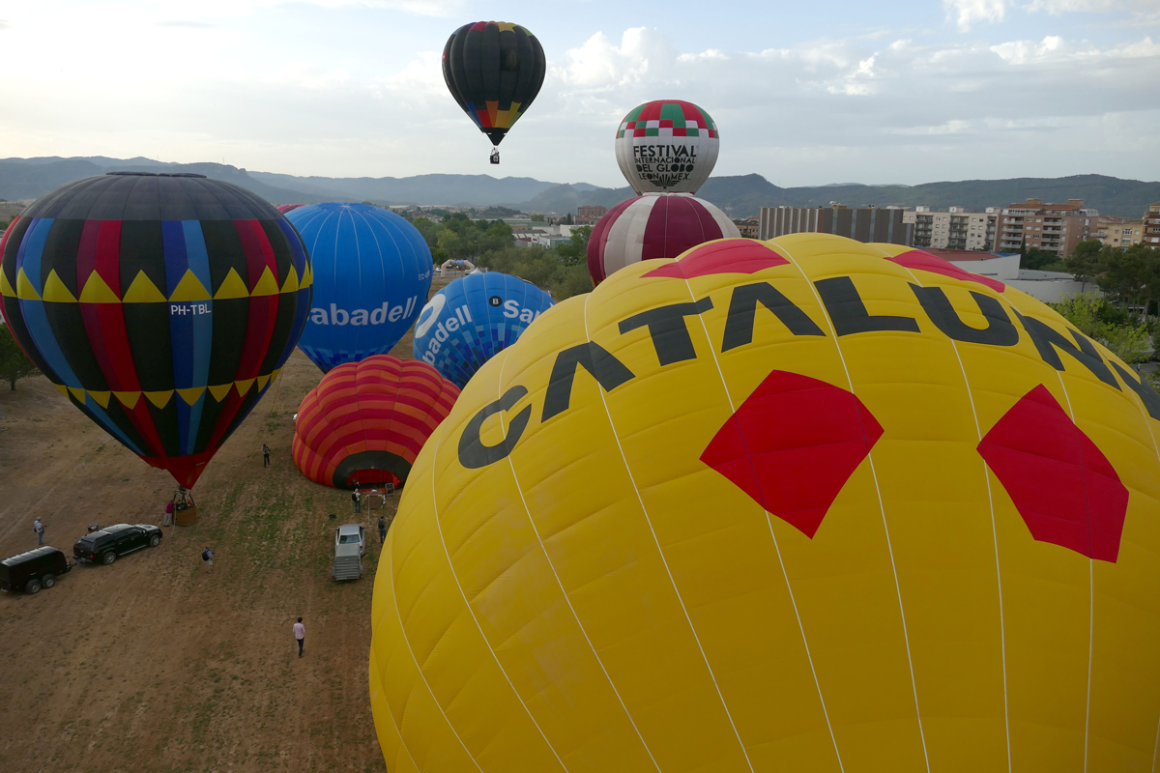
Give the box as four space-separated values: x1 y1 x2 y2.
59 371 280 412
16 269 40 300
123 271 167 303
170 270 211 302
42 270 77 303
79 272 120 304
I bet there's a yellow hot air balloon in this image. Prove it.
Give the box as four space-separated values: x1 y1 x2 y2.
369 234 1160 773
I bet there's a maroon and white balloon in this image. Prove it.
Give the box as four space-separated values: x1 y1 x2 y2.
586 193 740 285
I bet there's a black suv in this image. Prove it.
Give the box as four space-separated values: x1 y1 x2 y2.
1 547 72 594
74 524 163 566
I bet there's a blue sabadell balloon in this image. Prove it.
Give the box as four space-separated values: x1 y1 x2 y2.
286 203 432 371
413 272 553 388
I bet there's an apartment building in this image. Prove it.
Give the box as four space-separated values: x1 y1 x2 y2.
733 218 760 238
1089 216 1146 248
1145 202 1160 247
575 205 608 225
758 205 912 245
904 206 1000 250
994 198 1096 260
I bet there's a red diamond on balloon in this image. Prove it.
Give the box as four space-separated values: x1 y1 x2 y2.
977 384 1127 562
701 370 883 538
643 240 788 279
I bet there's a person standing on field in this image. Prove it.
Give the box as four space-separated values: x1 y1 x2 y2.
202 546 214 571
377 516 387 544
352 489 361 515
262 443 271 467
293 618 305 657
33 518 45 545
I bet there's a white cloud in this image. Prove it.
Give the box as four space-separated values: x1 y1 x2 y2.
944 0 1008 31
155 20 217 28
1027 0 1158 14
554 28 680 91
990 35 1067 62
166 0 466 18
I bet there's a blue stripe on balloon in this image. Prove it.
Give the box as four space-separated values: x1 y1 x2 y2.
463 100 484 129
177 392 206 456
182 221 214 294
170 221 214 450
15 217 52 296
16 218 85 389
276 219 308 285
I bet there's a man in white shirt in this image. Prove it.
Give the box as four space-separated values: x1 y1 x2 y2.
34 518 45 546
293 618 305 658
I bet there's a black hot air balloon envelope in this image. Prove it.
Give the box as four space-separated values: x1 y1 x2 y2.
0 173 313 488
442 21 546 155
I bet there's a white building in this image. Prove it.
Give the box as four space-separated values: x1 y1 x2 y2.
924 248 1093 304
903 207 1000 251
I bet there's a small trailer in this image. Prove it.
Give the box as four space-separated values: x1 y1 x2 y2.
1 547 73 595
333 524 366 581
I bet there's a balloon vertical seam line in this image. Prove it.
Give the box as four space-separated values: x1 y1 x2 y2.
387 437 486 773
581 291 758 773
1052 370 1096 773
1129 375 1160 773
375 526 427 773
1153 702 1160 773
357 209 386 358
349 208 363 355
675 269 847 773
426 426 571 773
495 348 666 773
775 239 933 773
883 252 1013 773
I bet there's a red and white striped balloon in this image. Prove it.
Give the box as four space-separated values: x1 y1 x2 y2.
586 193 740 285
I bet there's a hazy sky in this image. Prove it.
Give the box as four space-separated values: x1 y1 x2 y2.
0 0 1157 187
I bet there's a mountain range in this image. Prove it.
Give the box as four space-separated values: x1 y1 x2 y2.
2 156 1158 220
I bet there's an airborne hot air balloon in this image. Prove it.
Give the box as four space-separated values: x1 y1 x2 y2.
615 99 720 194
442 21 546 163
412 271 552 388
587 193 740 285
286 203 432 372
371 234 1160 772
292 355 458 490
0 173 312 488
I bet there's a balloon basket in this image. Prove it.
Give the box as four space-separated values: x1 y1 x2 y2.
174 506 199 527
171 488 198 526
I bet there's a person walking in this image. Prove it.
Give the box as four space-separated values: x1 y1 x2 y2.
377 516 387 544
293 618 305 657
201 546 214 571
164 498 175 527
262 443 271 467
33 518 45 546
352 489 361 515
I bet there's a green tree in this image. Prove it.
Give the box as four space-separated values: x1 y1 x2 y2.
1066 240 1103 292
1051 292 1153 366
554 226 592 268
0 323 38 390
1021 248 1066 271
1098 244 1160 320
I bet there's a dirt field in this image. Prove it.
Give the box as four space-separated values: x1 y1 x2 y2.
0 290 449 772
